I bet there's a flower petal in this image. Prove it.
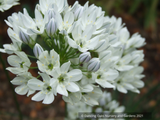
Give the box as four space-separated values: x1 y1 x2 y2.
42 93 54 104
66 82 80 92
67 69 82 81
32 91 45 101
28 79 44 90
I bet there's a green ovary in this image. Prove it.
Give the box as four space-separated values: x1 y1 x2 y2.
48 63 53 70
46 86 52 91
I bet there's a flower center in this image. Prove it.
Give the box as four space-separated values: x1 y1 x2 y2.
20 62 25 68
97 75 101 79
48 64 53 70
46 86 52 91
58 75 65 82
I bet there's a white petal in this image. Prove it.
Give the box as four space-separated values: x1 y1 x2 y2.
96 79 115 88
15 85 28 95
67 69 82 81
8 55 21 67
32 91 45 101
42 93 54 104
60 61 71 73
27 89 35 97
104 69 119 81
66 82 80 92
116 65 134 71
39 72 51 83
11 76 26 85
67 37 77 48
81 84 93 92
57 84 68 96
117 85 127 93
28 79 44 90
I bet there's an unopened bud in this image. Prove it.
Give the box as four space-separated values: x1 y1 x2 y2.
19 31 31 44
33 43 44 58
88 58 100 72
79 52 91 63
46 18 58 37
47 9 56 20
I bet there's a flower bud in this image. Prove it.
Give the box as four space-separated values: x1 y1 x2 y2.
79 52 91 63
46 18 58 37
47 9 56 20
33 43 44 58
19 31 31 44
88 58 100 72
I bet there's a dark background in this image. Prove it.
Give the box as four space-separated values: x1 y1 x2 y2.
0 0 160 120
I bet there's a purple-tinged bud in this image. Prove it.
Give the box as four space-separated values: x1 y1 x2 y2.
79 52 91 63
88 58 100 72
46 18 58 37
33 43 44 58
47 9 56 20
19 31 31 44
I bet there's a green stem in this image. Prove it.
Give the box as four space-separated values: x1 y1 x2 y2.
27 54 37 59
0 53 23 120
29 67 38 69
36 75 41 78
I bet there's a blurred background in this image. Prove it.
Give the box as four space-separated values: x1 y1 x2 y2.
0 0 160 120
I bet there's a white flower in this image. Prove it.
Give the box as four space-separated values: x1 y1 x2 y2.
67 24 99 52
93 68 119 88
37 49 60 75
6 51 31 74
126 33 146 49
28 73 57 104
115 53 134 71
50 61 82 96
38 0 68 14
113 67 144 94
81 87 102 106
11 72 35 96
0 0 19 12
59 11 74 32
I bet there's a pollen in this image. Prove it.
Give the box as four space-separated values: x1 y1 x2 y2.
38 85 40 87
52 56 54 58
70 76 72 78
44 56 46 58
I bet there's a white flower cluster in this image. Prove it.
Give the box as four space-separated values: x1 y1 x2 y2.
0 0 145 105
0 0 19 12
66 91 125 120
